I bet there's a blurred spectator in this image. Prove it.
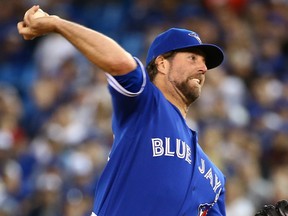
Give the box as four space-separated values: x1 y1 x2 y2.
0 0 288 215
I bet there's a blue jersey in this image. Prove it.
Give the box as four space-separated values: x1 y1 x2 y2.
92 58 226 216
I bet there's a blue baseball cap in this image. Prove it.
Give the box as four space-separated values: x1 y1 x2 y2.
146 28 224 70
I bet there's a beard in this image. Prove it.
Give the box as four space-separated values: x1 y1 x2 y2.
174 79 201 105
166 61 203 106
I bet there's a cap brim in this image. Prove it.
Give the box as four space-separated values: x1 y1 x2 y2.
175 44 224 70
190 44 224 70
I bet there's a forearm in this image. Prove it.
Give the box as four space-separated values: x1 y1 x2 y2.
53 18 137 75
18 5 137 75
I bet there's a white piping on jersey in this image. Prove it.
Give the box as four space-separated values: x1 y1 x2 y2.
91 212 97 216
106 57 147 97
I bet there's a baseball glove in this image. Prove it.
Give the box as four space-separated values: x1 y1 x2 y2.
255 200 288 216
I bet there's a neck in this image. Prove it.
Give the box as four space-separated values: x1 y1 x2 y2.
154 78 189 118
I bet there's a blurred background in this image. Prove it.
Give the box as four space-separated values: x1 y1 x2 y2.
0 0 288 215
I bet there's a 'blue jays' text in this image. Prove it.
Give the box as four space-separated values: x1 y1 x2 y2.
151 137 192 164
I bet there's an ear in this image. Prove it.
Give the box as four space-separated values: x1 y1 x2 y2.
155 55 168 74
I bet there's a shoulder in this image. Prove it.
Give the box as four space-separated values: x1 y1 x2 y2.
106 57 150 97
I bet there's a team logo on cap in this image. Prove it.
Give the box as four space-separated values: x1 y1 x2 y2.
188 32 202 44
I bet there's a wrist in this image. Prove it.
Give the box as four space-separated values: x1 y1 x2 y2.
49 15 62 33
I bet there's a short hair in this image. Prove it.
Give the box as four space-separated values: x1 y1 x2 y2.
145 48 206 82
146 51 176 82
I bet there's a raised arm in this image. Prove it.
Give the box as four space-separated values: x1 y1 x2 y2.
17 5 137 76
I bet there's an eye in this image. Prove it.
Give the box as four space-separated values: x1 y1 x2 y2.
188 54 197 61
188 53 206 65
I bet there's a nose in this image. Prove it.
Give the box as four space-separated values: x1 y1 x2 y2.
200 59 208 74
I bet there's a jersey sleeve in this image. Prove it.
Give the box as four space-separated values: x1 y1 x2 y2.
105 57 147 97
105 57 153 133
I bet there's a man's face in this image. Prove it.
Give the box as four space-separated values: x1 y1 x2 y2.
166 51 207 105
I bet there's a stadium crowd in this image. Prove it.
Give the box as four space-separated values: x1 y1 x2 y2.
0 0 288 215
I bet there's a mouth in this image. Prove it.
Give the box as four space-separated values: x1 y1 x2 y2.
189 77 201 85
192 78 200 84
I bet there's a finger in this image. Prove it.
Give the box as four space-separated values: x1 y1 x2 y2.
17 22 35 40
23 35 35 41
276 200 288 216
17 21 25 32
24 5 39 20
24 5 40 25
17 22 31 36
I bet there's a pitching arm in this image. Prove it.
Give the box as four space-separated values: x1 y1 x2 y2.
17 5 137 76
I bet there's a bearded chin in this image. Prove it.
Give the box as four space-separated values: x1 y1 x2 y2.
177 81 201 105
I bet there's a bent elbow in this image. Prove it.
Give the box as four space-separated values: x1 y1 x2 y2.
106 54 137 76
